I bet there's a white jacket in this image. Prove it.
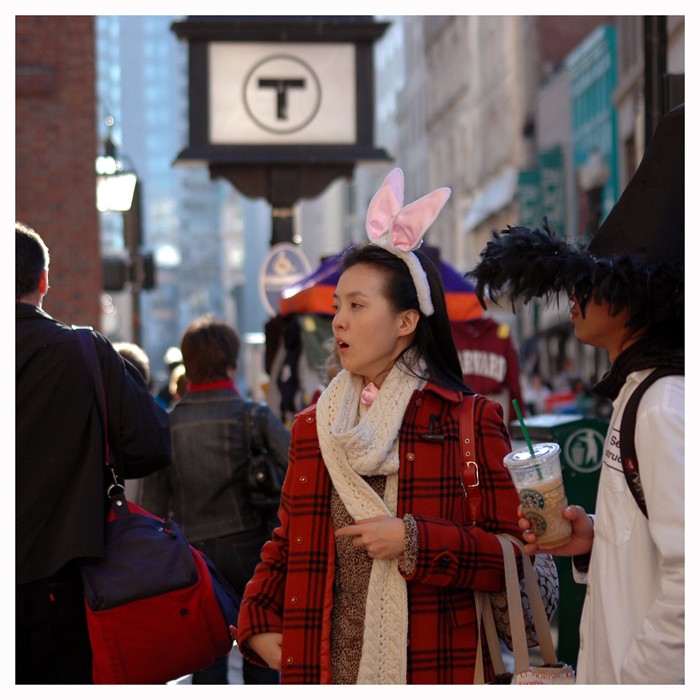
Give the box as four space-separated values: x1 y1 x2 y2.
575 369 684 684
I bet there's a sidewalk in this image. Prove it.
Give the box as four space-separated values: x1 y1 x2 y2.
169 644 244 684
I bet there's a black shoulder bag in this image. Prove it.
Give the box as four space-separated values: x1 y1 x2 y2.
243 400 286 523
619 367 684 518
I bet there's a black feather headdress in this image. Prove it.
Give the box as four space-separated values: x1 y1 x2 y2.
468 104 684 333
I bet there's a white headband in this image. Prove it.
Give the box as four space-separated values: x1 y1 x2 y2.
365 168 451 317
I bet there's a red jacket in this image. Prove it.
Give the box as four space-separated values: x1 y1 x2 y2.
236 383 522 684
451 318 525 423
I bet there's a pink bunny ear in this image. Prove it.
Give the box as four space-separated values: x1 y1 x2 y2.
366 168 404 241
390 187 451 251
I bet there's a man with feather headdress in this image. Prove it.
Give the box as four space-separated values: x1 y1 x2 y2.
468 104 684 684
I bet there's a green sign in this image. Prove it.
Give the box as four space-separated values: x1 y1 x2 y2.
539 146 566 237
518 146 566 237
517 169 541 229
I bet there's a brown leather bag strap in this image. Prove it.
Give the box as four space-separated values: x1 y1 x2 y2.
458 394 481 525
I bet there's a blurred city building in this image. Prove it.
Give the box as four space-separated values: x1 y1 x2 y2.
94 16 274 393
304 16 684 393
16 16 684 404
16 17 102 327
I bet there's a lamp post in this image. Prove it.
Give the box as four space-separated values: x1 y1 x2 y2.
577 150 610 242
96 121 144 345
172 16 391 248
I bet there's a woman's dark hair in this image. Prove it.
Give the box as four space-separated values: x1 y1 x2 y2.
340 242 470 394
180 313 240 384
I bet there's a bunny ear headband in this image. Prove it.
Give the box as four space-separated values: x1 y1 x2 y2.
365 168 451 316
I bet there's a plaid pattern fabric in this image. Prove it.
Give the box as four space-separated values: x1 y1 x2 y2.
236 383 522 684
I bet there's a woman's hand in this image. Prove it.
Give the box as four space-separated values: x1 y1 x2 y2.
247 632 283 671
518 504 594 557
335 515 405 559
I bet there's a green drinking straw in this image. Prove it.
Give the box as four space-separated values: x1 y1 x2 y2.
512 399 534 455
512 398 543 479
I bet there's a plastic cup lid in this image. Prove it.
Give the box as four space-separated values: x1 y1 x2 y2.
504 442 560 468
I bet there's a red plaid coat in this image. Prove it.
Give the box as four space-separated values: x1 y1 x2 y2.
236 383 523 684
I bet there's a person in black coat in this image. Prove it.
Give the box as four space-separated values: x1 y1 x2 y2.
15 222 172 684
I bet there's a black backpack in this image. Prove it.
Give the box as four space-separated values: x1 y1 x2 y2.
619 367 684 518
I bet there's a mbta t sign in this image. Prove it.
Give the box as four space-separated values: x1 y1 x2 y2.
211 45 355 144
172 16 390 246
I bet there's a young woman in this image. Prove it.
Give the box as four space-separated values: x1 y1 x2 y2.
235 169 523 684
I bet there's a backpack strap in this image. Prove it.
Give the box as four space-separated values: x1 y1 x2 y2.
458 394 481 525
619 367 683 518
243 399 256 455
73 326 110 465
243 400 264 455
73 326 128 517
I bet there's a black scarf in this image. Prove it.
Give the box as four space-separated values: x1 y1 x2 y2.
593 333 684 401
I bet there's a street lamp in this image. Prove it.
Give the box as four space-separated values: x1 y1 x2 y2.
96 154 137 214
577 150 610 242
95 120 148 345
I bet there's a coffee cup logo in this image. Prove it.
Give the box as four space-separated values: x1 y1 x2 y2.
519 489 546 510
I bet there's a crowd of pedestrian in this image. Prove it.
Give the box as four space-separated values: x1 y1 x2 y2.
16 104 683 685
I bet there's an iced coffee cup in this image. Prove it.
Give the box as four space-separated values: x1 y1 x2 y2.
504 442 572 550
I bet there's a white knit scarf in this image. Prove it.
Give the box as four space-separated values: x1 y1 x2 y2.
316 354 426 684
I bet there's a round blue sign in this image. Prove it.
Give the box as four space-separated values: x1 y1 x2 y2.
259 243 312 317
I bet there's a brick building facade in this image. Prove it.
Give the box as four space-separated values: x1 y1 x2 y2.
16 16 101 327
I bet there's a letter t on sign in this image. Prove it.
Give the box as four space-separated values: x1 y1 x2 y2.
258 78 306 120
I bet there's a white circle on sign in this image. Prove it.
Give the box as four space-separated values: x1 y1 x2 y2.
243 54 322 135
563 428 605 474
